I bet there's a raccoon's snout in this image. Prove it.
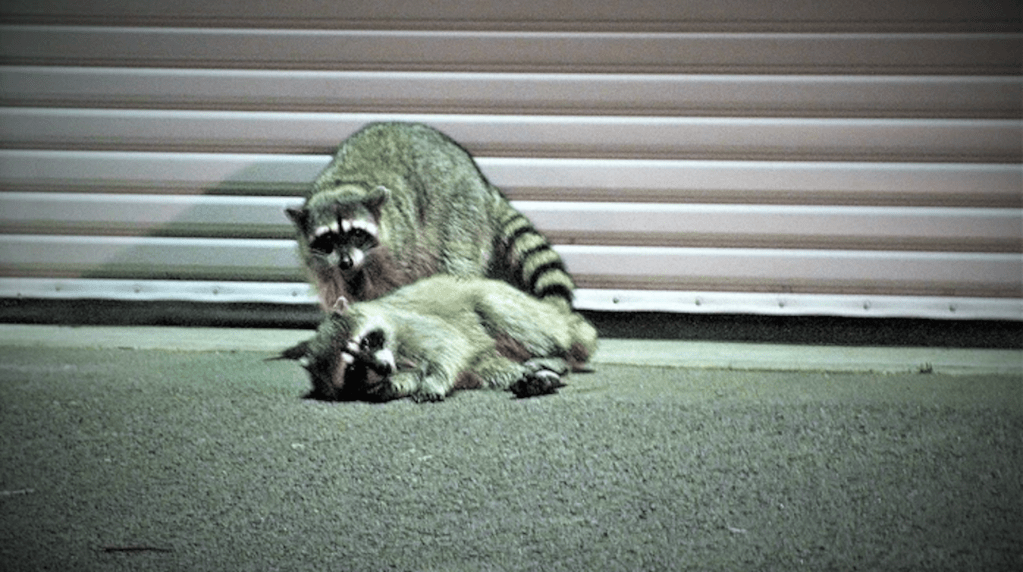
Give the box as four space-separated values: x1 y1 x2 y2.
341 336 395 389
338 252 354 270
369 348 395 375
360 348 395 387
337 247 366 272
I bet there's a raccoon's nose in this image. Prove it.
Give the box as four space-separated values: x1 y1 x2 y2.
373 349 396 375
369 358 393 376
337 253 354 270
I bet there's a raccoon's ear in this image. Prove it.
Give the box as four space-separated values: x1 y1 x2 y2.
364 186 390 213
285 207 308 229
331 296 351 314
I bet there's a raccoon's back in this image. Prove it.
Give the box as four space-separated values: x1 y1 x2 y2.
388 275 592 351
327 122 501 250
326 122 495 201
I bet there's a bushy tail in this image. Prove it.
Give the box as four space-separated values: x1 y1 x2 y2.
496 206 576 309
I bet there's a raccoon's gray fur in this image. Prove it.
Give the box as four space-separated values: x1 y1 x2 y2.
274 275 597 402
286 122 575 311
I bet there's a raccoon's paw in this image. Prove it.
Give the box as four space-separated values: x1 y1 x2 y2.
409 375 449 403
509 367 566 399
410 387 447 403
363 371 416 402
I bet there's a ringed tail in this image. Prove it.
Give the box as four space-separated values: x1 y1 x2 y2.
499 210 575 308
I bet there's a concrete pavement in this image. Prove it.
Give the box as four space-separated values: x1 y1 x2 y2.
1 324 1020 571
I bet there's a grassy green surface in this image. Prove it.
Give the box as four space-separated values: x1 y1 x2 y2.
1 344 1021 571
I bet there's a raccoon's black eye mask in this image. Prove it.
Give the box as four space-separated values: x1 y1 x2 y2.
359 329 385 353
348 228 376 247
308 228 376 255
309 233 337 254
308 228 378 254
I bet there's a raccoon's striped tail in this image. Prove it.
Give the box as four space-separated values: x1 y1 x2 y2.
498 209 576 310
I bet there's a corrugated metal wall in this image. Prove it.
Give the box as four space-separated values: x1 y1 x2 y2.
1 0 1021 320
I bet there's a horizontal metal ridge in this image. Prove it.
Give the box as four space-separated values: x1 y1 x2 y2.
2 0 1018 32
519 202 1023 252
2 151 1019 207
3 68 1019 118
1 236 1019 297
2 26 1019 74
3 278 1020 320
2 193 1020 253
2 110 1019 162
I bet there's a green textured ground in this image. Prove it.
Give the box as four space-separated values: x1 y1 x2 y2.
1 330 1021 571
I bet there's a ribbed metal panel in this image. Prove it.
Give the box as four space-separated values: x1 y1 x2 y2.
0 0 1020 320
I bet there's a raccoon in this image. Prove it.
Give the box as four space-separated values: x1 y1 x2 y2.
286 121 575 311
273 275 597 402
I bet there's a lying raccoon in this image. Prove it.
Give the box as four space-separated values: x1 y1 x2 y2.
287 121 576 311
274 276 597 402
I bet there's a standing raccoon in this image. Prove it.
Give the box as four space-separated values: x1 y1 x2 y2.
287 122 575 310
274 276 597 402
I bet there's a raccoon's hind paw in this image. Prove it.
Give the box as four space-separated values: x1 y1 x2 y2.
410 389 446 403
509 368 565 398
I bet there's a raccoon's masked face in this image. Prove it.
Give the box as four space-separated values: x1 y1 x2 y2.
288 307 398 401
287 186 388 276
337 325 397 396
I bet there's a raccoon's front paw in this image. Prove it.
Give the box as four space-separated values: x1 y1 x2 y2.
360 370 414 402
509 368 565 398
409 375 449 403
410 390 446 403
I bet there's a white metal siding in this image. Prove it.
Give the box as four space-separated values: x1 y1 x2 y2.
1 0 1020 320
